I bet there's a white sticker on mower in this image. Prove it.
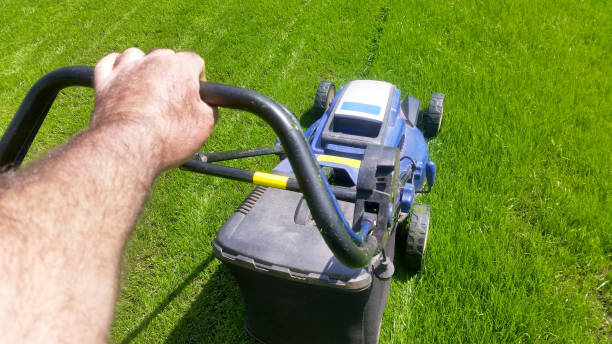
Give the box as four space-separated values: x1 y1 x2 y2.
335 80 393 122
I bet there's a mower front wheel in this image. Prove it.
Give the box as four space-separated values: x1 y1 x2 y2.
314 81 336 117
405 203 430 272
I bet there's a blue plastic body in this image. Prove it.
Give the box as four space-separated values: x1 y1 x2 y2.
275 81 435 237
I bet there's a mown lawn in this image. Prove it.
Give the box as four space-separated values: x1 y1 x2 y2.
0 0 610 343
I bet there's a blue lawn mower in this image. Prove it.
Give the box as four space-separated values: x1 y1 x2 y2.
0 67 444 344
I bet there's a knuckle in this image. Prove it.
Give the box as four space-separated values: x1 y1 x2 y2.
178 51 203 62
122 47 144 57
148 48 175 55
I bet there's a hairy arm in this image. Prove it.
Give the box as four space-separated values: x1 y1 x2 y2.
0 48 217 343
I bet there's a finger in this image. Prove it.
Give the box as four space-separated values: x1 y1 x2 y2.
196 102 219 131
94 52 119 91
176 51 205 79
113 47 145 69
146 48 175 58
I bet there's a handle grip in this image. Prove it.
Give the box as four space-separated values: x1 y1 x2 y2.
0 66 378 267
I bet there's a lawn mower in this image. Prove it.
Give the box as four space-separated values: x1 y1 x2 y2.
0 66 444 344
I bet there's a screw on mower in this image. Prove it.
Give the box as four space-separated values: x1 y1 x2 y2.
0 66 444 344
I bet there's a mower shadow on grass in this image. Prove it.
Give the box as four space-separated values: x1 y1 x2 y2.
163 264 256 344
119 254 254 344
391 258 423 283
118 254 248 344
298 105 319 129
119 255 215 344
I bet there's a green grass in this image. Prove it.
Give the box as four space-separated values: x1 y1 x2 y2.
1 0 610 342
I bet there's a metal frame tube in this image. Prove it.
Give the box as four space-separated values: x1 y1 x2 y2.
194 145 283 163
182 159 357 202
0 66 378 267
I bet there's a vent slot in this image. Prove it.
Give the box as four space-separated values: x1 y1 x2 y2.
236 186 267 215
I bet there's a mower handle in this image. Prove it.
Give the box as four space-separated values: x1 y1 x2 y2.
0 66 378 268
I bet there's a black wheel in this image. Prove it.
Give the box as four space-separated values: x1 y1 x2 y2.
314 81 336 117
422 93 445 138
405 203 430 272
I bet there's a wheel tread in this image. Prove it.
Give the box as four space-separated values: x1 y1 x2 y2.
405 204 431 272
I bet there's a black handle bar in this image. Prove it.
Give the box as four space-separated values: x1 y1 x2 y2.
0 66 378 268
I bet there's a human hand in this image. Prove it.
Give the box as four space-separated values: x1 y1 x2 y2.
91 47 218 171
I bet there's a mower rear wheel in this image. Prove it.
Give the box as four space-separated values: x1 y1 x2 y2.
405 203 430 272
422 93 445 138
314 81 336 117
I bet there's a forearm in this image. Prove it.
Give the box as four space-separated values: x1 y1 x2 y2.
0 122 160 343
0 47 214 344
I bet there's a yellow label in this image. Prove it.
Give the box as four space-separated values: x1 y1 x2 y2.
317 155 361 168
253 172 289 189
